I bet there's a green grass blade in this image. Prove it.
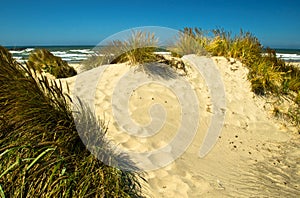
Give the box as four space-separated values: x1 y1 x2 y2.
0 157 21 179
0 184 5 198
26 148 55 171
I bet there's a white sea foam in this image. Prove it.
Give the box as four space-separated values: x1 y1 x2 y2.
61 57 87 61
56 53 88 58
51 51 67 55
15 59 26 63
61 58 72 61
25 48 34 52
154 51 172 55
276 53 300 60
262 53 300 61
74 57 88 60
69 49 94 54
10 50 25 54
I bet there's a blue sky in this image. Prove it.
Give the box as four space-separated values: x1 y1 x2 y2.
0 0 299 48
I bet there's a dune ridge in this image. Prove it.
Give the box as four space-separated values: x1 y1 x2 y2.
61 55 299 197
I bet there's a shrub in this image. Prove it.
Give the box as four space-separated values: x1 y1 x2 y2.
27 49 77 78
0 46 145 197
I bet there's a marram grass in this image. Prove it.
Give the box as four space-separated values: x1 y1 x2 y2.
82 31 188 74
82 28 300 129
0 46 145 198
168 27 209 56
27 49 77 78
83 31 159 71
171 27 300 129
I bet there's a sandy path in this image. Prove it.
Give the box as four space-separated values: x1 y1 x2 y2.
59 56 300 197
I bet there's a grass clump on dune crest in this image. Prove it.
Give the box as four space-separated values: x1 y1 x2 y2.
178 27 292 96
83 31 158 70
114 31 158 65
227 30 262 66
28 49 77 78
168 27 209 56
171 27 300 128
0 46 145 198
206 28 232 57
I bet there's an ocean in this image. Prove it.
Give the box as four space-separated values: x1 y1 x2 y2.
6 46 300 64
273 49 300 62
7 46 95 63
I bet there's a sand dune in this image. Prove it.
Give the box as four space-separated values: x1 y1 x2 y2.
62 56 300 197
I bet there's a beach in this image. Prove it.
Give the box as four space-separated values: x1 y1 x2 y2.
2 0 300 196
61 56 300 197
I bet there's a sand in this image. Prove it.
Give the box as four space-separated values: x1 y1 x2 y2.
59 56 300 197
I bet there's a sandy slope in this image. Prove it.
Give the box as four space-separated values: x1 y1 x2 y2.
61 56 300 197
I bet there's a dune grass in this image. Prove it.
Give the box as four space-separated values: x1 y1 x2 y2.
83 31 159 71
169 27 300 128
82 28 300 128
168 27 209 56
0 46 145 197
27 49 77 78
82 31 188 75
114 31 158 65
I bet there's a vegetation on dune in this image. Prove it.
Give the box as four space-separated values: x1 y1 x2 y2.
172 27 300 129
27 49 77 78
168 27 208 56
83 31 158 70
296 92 300 104
83 31 187 73
82 28 300 128
0 46 145 197
112 31 158 65
1 26 299 197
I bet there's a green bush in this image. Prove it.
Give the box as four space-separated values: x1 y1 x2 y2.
27 49 77 78
0 46 145 197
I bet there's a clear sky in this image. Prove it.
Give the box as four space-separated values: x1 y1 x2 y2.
0 0 299 48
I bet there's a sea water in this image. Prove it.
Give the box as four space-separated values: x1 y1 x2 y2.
7 46 95 63
6 46 300 64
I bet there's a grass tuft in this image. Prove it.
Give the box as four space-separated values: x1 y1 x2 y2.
82 31 188 74
168 27 208 56
27 49 77 78
174 27 300 128
0 46 145 197
83 31 158 70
